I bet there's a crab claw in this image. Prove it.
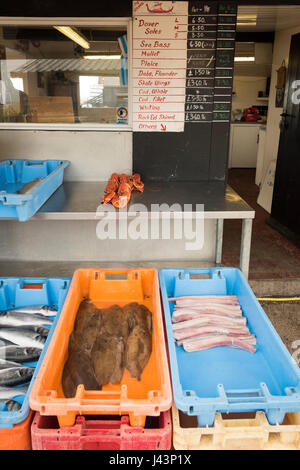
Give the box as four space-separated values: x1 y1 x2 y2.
104 173 119 193
119 173 129 184
101 191 116 204
130 173 144 192
111 194 130 208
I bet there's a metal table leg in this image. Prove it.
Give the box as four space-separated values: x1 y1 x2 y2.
215 218 224 265
240 218 253 279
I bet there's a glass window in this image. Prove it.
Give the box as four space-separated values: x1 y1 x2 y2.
0 24 129 126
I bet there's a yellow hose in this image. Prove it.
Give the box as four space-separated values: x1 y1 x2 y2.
257 297 300 302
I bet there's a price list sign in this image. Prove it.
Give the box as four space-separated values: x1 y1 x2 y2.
184 1 237 124
213 3 237 122
132 1 188 132
185 1 218 123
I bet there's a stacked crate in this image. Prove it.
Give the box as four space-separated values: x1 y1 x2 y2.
29 269 173 450
159 268 300 450
0 277 70 449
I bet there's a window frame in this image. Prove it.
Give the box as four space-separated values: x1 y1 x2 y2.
0 17 132 131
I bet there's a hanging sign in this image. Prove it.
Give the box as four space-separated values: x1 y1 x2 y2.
133 1 188 132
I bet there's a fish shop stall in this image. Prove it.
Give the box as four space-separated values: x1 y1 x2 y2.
0 1 254 278
0 0 299 452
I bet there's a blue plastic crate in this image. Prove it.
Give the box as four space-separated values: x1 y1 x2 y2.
159 268 300 427
0 159 69 221
0 277 71 428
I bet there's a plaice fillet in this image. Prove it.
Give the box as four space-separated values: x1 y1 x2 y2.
181 334 256 353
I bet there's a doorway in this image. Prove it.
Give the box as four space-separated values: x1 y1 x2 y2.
269 33 300 246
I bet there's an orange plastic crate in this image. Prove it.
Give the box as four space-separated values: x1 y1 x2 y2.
29 268 172 427
0 410 34 450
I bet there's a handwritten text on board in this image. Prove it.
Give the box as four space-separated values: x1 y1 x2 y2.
133 1 188 132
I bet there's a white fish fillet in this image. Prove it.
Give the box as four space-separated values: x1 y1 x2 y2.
174 303 242 311
178 333 256 347
174 325 251 342
169 295 239 304
181 334 256 353
172 312 247 325
173 307 242 319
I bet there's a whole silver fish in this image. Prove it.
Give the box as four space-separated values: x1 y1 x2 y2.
0 345 41 363
0 338 15 347
0 358 21 369
23 326 50 337
0 399 21 411
0 367 34 386
5 305 57 317
0 311 53 327
0 385 29 399
0 329 45 349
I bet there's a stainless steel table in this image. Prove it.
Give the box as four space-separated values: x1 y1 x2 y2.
29 181 255 278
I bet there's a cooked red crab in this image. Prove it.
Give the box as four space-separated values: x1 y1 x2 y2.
101 173 144 208
130 173 144 192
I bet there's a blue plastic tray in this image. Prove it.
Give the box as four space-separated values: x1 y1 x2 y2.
0 159 69 221
0 277 71 428
159 268 300 426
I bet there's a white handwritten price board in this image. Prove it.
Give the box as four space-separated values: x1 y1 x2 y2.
133 1 188 132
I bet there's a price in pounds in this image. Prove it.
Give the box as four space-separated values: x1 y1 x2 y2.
186 78 213 87
185 112 212 122
218 15 237 24
188 39 216 49
215 68 232 77
215 78 233 87
213 111 230 120
214 103 231 111
185 103 212 112
189 15 217 25
188 31 215 39
187 68 214 78
186 94 213 103
218 4 237 14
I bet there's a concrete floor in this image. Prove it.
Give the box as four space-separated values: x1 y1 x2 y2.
223 169 300 355
223 169 300 280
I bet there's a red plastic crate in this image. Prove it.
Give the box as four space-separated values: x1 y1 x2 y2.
31 410 172 450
